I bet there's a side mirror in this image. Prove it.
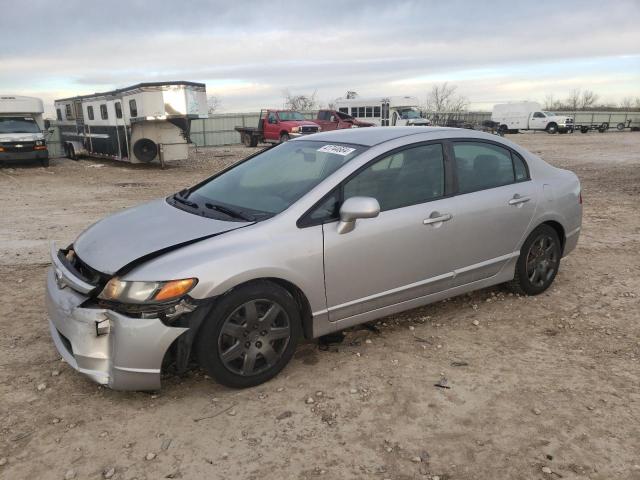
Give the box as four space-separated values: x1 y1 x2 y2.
337 196 380 234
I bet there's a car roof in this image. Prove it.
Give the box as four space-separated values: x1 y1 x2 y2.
295 126 456 147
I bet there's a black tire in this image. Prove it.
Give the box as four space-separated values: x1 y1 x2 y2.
498 124 508 135
242 133 251 147
616 123 625 131
133 138 158 162
196 281 301 388
581 126 589 134
509 224 561 296
66 143 77 160
249 136 258 147
279 133 290 144
546 123 558 134
40 158 50 167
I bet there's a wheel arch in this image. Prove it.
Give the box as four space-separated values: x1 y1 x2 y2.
202 276 315 340
539 220 566 254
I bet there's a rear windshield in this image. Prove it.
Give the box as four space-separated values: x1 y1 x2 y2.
183 140 366 218
278 111 305 121
0 116 40 134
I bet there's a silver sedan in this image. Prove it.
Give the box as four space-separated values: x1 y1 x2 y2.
46 127 582 390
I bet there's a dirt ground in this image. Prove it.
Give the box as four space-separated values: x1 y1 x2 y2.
1 132 639 480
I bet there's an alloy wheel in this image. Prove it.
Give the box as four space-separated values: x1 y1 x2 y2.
525 234 558 288
217 299 291 376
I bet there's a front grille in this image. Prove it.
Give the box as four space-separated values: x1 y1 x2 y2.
1 141 36 152
566 118 574 124
300 125 319 134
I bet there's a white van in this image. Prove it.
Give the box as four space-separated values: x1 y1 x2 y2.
0 95 49 166
492 102 574 134
334 96 430 127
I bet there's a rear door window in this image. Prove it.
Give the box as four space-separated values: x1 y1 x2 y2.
453 142 517 193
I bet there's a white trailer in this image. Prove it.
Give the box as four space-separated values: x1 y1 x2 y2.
334 96 430 127
54 81 208 165
0 95 49 166
491 102 574 134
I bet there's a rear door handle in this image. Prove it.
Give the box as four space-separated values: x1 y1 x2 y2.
423 212 452 225
508 195 530 206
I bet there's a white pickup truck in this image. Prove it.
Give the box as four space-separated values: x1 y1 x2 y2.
492 102 574 134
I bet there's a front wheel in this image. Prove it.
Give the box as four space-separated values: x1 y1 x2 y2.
196 281 301 388
546 123 558 134
279 133 290 144
508 224 561 296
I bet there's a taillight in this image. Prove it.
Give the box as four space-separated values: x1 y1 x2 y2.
579 191 583 204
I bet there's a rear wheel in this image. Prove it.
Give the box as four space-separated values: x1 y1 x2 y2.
196 281 301 388
498 124 508 135
581 126 589 134
242 133 252 147
66 144 77 160
509 224 561 296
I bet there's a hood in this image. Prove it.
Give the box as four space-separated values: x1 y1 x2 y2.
0 132 43 142
73 198 250 275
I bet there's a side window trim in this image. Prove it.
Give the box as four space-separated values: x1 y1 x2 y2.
297 140 453 228
448 138 531 196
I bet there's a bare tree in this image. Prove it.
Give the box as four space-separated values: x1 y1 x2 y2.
283 89 318 111
207 95 221 115
425 82 468 125
635 97 640 109
620 96 634 109
543 93 561 110
565 89 581 111
580 90 599 109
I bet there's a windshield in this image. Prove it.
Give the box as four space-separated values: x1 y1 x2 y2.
184 140 366 218
398 108 421 119
0 116 41 134
543 111 555 116
278 111 305 121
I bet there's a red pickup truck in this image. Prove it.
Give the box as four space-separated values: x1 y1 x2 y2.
235 109 320 147
313 109 375 131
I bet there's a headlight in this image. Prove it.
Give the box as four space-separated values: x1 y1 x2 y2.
98 277 198 304
291 126 300 133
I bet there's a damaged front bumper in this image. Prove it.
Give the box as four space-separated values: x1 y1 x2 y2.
45 246 188 390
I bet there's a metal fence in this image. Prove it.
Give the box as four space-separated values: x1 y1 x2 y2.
45 110 640 156
424 110 640 129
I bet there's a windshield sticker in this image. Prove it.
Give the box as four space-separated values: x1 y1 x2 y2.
317 145 356 156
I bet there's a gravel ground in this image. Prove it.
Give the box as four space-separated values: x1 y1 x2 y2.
0 132 639 480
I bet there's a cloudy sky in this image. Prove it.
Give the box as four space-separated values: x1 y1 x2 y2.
1 0 638 115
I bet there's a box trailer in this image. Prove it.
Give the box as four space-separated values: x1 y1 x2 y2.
54 81 208 165
0 95 49 167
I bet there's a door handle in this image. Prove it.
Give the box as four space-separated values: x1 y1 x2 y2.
508 195 530 206
423 212 452 225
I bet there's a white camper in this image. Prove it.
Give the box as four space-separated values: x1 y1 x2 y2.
334 96 430 127
0 95 49 166
491 102 574 134
54 81 208 165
